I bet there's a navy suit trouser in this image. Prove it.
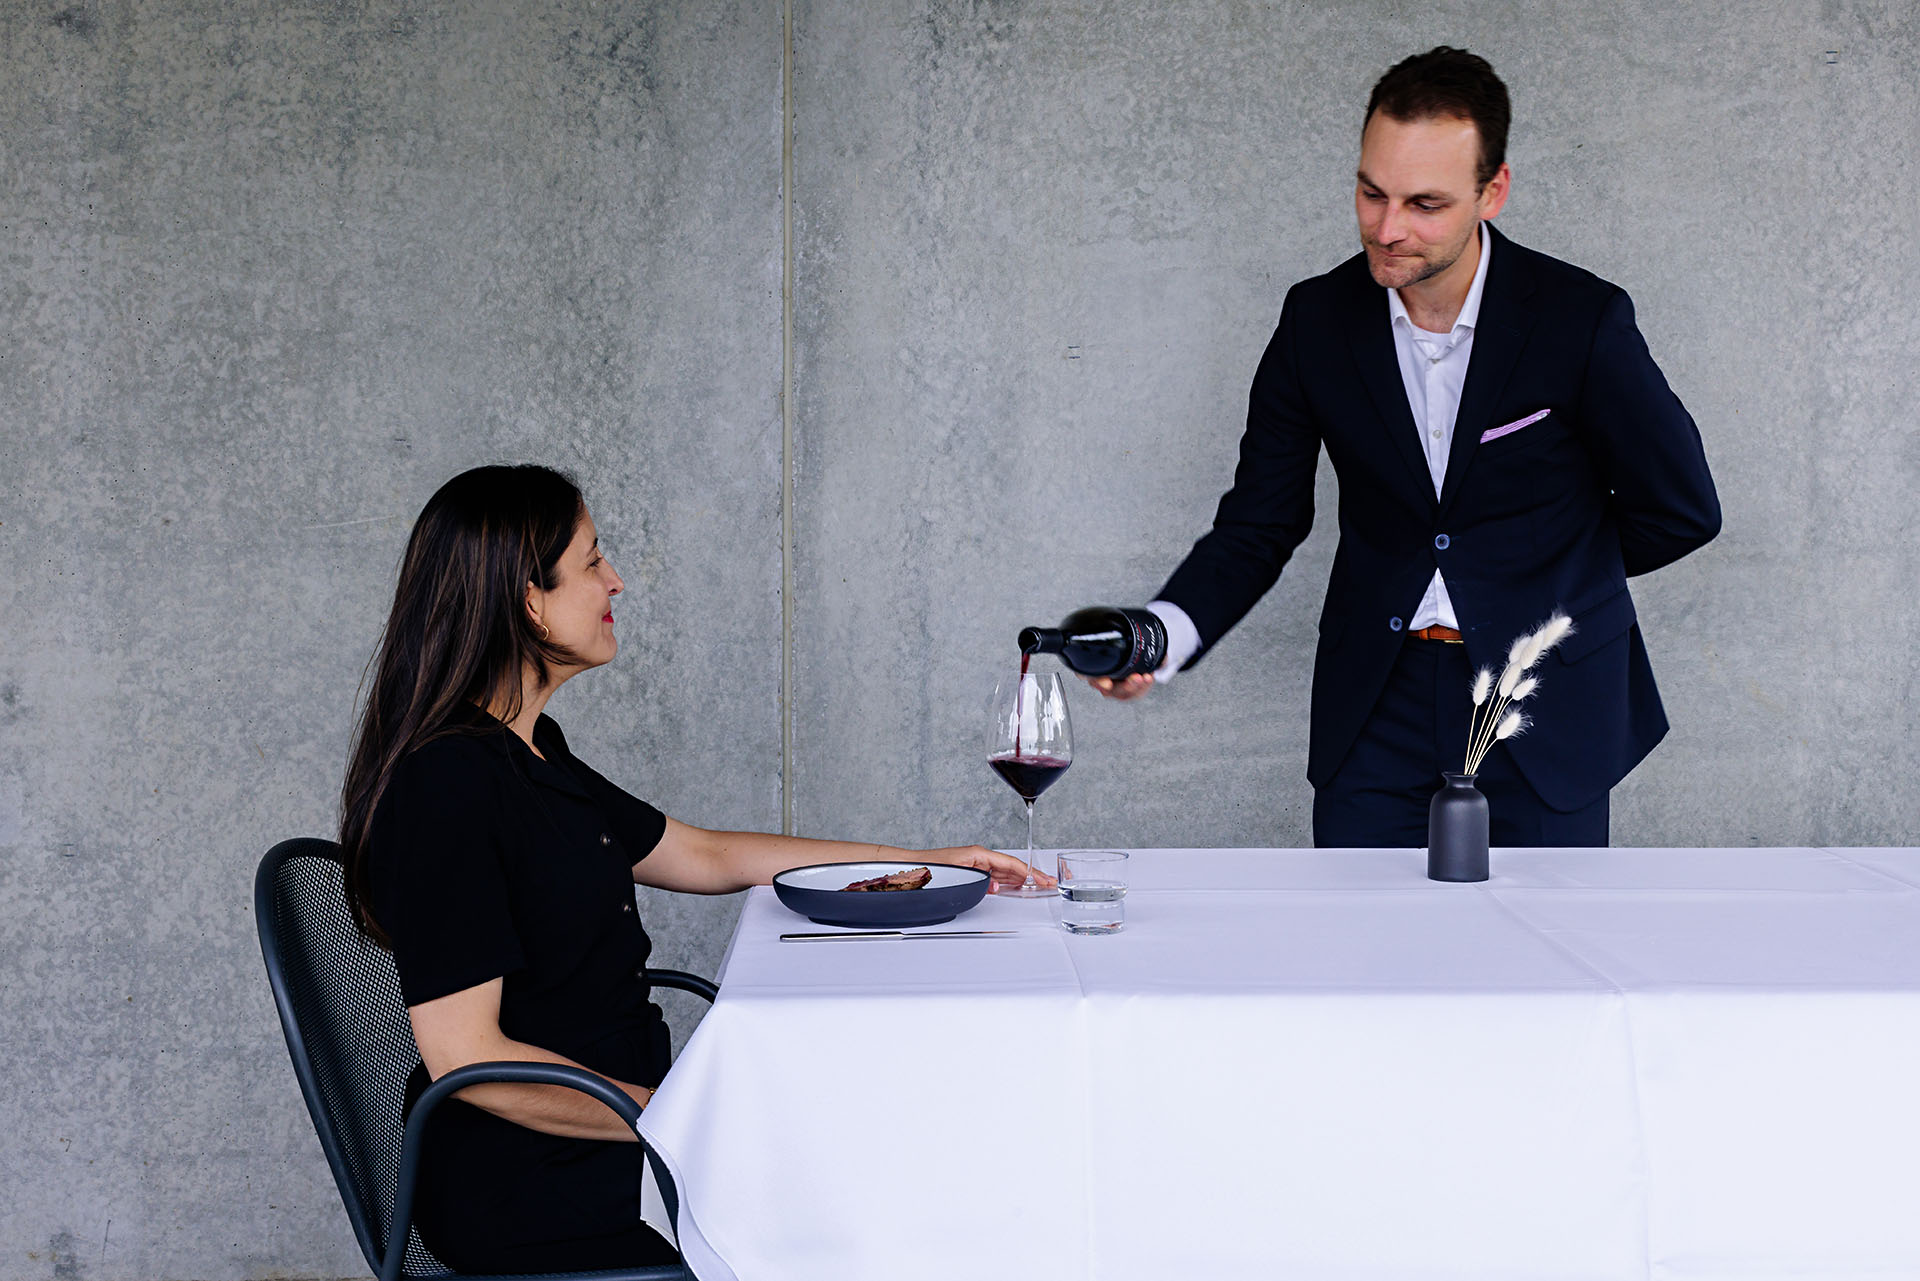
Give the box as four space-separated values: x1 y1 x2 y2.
1312 637 1609 849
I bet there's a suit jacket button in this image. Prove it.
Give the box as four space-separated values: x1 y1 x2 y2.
1389 617 1403 631
621 902 633 913
1434 534 1450 550
600 833 613 846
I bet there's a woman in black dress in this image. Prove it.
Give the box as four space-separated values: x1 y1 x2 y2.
339 465 1043 1273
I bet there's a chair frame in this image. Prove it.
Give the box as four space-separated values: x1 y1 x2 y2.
256 837 713 1281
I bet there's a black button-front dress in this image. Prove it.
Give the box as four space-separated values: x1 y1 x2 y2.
367 709 680 1272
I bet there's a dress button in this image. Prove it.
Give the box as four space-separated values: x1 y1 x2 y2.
1389 617 1403 632
1434 534 1450 550
600 833 613 846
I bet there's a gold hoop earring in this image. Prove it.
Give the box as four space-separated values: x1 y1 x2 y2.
537 622 550 641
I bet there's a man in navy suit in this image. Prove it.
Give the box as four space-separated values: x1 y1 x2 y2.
1096 47 1721 847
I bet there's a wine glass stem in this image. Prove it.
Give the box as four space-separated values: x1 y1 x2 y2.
1024 800 1037 889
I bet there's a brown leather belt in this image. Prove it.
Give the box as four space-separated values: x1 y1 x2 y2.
1409 625 1463 643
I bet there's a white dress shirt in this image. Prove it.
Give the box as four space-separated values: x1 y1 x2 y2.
1150 224 1491 681
1393 220 1490 631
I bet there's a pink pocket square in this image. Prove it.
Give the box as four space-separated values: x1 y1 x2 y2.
1481 408 1550 444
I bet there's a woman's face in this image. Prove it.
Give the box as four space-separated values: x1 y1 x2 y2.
528 509 624 675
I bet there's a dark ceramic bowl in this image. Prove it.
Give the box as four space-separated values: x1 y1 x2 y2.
772 861 990 929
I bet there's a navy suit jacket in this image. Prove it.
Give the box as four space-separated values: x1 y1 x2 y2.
1157 225 1721 810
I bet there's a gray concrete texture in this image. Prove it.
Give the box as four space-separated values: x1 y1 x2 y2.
0 0 1912 1277
2 2 781 1278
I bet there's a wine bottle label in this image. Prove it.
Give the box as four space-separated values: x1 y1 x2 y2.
1119 608 1167 676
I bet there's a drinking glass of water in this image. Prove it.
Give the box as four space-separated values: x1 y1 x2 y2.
1056 849 1129 934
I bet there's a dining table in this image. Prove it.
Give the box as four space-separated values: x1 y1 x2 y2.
636 846 1920 1281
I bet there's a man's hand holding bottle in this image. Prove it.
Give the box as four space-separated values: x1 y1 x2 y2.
1088 672 1156 701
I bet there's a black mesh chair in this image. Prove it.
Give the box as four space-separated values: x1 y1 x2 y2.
255 837 715 1281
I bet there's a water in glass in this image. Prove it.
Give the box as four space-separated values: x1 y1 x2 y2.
1059 880 1125 934
1056 849 1128 934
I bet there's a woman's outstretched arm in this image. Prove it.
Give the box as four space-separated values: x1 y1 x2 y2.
635 817 1051 894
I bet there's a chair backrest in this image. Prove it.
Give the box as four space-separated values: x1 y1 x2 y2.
255 837 450 1278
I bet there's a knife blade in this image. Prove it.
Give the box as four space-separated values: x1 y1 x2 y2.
778 929 1018 942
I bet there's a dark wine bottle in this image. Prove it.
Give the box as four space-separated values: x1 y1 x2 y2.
1018 606 1168 679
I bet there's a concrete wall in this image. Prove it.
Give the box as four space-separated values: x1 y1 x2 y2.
1 3 781 1277
2 1 1913 1277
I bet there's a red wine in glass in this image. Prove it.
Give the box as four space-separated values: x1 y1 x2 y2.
987 753 1071 801
988 667 1073 898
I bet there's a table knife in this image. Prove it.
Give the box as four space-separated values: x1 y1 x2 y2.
778 929 1018 942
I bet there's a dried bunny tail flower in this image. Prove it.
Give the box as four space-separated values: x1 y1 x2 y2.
1519 632 1552 671
1471 667 1494 706
1496 661 1522 699
1509 676 1539 702
1531 611 1575 660
1494 710 1530 740
1505 632 1533 672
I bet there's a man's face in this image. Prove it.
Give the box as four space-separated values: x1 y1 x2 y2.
1355 112 1509 292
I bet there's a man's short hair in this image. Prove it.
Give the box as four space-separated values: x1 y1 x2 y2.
1365 47 1510 189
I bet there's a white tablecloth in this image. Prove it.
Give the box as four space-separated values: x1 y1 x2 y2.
637 847 1920 1281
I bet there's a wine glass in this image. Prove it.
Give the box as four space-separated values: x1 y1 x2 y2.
987 667 1073 898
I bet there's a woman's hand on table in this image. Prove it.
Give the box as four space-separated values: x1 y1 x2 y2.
929 844 1056 892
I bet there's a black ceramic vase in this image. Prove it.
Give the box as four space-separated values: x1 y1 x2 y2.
1427 772 1490 882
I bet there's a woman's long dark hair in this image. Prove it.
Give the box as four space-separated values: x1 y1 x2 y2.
341 464 585 944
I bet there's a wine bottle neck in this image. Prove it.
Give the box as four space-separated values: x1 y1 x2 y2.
1018 627 1064 655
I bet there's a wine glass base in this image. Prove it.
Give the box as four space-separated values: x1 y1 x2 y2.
998 882 1055 899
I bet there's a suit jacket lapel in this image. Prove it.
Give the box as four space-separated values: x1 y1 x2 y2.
1337 258 1435 508
1439 226 1537 513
